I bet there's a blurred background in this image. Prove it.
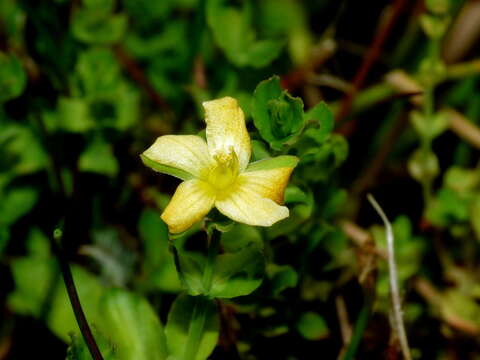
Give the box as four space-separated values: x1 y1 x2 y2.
1 0 480 358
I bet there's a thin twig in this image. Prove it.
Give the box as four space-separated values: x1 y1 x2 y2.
367 194 411 360
52 229 104 360
340 220 387 260
336 295 352 346
446 108 480 150
113 45 171 111
414 278 480 336
351 105 409 197
336 0 407 133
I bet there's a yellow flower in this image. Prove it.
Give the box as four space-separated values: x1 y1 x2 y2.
141 97 298 234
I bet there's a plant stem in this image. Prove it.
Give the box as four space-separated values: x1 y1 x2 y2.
367 194 412 360
182 230 221 360
202 230 221 291
52 228 104 360
342 295 373 360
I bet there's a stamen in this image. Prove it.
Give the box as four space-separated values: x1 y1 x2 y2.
207 148 240 191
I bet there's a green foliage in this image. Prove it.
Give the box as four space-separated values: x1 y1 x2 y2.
269 265 298 295
165 294 219 360
0 187 38 226
252 76 304 150
0 53 27 102
138 209 182 292
174 232 265 299
99 290 168 360
72 0 127 45
3 0 479 358
372 216 425 311
67 331 117 360
206 0 283 68
79 135 119 177
209 242 264 298
296 312 329 340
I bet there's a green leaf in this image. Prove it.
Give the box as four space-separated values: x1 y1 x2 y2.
269 265 298 295
408 148 440 183
66 331 117 360
26 228 51 258
175 251 205 296
79 136 119 177
98 289 168 360
0 53 27 102
296 312 329 340
139 209 169 266
48 266 106 342
245 39 285 68
0 187 38 226
245 155 299 172
206 0 283 67
304 101 334 144
410 110 448 140
251 140 270 161
165 294 219 360
72 10 127 45
252 76 304 149
57 97 94 133
221 224 263 252
209 242 265 298
138 210 182 292
444 166 480 194
76 48 121 97
0 124 48 175
8 257 57 317
267 185 314 238
114 85 140 129
140 154 195 181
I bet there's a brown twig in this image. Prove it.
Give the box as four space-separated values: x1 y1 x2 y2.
351 109 409 196
336 0 408 135
113 45 171 111
414 278 480 336
281 38 337 92
336 295 352 344
340 220 388 260
446 108 480 150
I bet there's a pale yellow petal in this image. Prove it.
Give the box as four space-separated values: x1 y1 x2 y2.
161 180 215 233
143 135 212 178
203 97 251 171
238 167 294 204
215 186 289 227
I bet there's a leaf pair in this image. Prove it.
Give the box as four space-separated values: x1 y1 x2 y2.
252 76 334 151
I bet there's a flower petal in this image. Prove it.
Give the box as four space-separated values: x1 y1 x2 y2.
161 180 215 234
215 186 289 227
238 167 294 204
203 97 251 171
142 135 212 179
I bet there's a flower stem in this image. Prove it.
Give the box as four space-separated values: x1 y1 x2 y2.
202 230 221 291
182 230 221 360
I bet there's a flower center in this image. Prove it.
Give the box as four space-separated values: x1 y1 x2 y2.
207 150 239 191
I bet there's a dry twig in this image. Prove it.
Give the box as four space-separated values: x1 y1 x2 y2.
368 194 412 360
